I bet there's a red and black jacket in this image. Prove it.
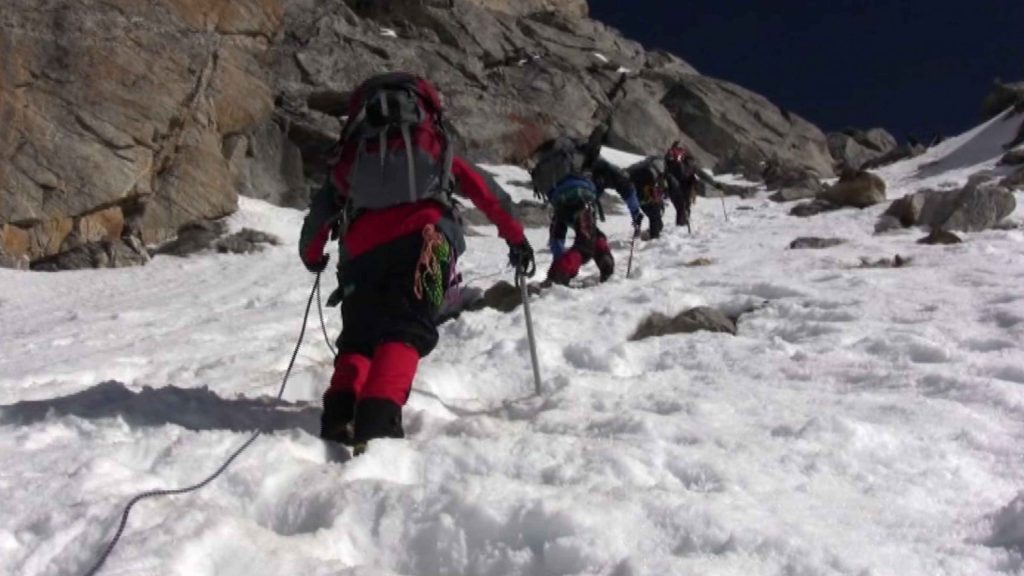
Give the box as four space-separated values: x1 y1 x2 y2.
299 158 525 268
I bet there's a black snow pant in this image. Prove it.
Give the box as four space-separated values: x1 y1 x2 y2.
641 202 664 239
338 226 454 359
667 183 696 227
547 201 614 285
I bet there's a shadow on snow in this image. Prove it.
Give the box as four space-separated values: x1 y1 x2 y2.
0 380 320 435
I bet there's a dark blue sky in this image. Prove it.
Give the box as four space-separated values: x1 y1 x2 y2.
588 0 1024 141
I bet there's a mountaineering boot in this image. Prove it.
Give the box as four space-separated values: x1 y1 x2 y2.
320 353 371 445
547 251 582 286
320 390 357 446
596 253 615 282
595 237 614 282
352 397 404 455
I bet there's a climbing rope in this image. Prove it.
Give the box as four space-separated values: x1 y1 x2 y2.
82 272 322 576
315 277 337 359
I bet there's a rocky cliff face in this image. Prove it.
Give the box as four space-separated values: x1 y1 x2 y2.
1 0 283 267
1 0 836 267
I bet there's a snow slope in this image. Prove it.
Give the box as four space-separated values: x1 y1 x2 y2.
878 107 1023 194
2 116 1023 576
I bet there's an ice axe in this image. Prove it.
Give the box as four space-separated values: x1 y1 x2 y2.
626 222 640 279
515 263 542 396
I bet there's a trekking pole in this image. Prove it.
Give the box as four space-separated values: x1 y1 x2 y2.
516 267 543 396
626 226 639 278
719 190 729 222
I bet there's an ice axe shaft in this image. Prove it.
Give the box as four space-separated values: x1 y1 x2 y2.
626 228 639 279
517 270 542 396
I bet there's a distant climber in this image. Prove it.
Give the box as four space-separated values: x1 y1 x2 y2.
664 141 724 229
626 156 672 239
299 73 533 455
531 136 642 286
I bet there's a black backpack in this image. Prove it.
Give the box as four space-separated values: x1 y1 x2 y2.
530 137 589 201
629 157 667 204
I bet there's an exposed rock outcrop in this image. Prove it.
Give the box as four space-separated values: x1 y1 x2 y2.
1 0 282 265
828 127 898 170
661 75 834 178
1000 148 1024 166
882 179 1016 232
982 79 1024 120
2 0 837 268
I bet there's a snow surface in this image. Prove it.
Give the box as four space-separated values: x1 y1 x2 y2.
2 115 1024 576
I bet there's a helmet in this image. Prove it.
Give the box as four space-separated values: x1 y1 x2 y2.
667 141 688 162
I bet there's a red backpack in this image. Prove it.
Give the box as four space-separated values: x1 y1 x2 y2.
331 73 454 210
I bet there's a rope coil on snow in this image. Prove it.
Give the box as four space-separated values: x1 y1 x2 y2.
83 272 322 576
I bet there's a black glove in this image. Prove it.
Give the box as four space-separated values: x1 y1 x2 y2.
631 211 644 234
305 253 330 274
508 239 536 278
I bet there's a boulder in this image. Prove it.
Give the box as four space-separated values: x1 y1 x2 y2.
154 220 229 257
630 307 737 341
215 228 282 254
790 199 842 218
828 127 898 170
465 280 543 313
861 128 899 153
769 186 819 203
882 180 1017 232
917 230 962 245
982 79 1024 119
1000 148 1024 166
818 169 887 208
789 237 845 250
857 254 911 269
938 183 1016 232
30 239 149 271
1001 166 1024 190
762 161 823 192
874 214 903 234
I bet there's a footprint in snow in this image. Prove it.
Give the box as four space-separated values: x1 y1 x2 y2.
988 365 1024 385
961 338 1017 353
